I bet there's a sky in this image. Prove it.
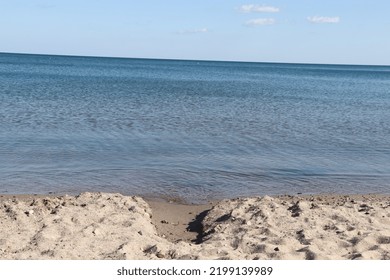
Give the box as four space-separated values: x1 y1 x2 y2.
1 0 390 65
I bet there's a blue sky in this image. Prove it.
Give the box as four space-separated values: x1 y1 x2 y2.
1 0 390 65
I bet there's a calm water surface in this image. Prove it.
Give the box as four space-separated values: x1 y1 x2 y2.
1 53 390 202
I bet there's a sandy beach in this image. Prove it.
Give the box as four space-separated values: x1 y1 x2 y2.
0 192 389 260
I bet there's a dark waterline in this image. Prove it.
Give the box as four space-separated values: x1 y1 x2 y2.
1 53 390 202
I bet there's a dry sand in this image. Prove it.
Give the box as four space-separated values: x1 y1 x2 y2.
0 192 389 260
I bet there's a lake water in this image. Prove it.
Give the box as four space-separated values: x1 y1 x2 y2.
1 53 390 202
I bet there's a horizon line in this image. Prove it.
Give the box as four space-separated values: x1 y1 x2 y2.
1 51 389 68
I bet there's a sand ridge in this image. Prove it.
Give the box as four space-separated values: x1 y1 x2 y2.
199 195 390 259
0 193 174 259
0 192 389 260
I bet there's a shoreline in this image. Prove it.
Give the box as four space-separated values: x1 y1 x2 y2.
1 192 389 260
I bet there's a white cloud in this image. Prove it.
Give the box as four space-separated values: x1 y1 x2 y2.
178 28 209 34
245 18 276 26
240 4 280 13
307 16 340 24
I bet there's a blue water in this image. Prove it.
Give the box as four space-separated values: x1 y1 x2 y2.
1 53 390 202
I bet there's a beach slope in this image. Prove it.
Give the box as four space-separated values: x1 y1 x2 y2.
0 193 389 260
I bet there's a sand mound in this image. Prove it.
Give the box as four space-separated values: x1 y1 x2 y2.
0 193 178 259
199 195 390 259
